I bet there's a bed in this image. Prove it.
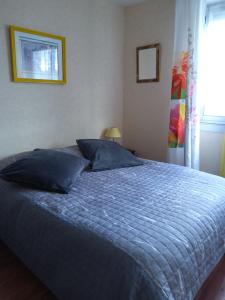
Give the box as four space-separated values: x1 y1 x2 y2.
0 158 225 300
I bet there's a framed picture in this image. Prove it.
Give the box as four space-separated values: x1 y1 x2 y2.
136 43 160 83
9 25 66 84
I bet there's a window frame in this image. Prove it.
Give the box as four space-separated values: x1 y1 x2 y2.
200 2 225 132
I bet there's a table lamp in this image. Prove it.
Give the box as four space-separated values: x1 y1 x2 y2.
105 127 121 142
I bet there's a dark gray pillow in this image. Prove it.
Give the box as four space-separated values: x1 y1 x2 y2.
76 139 143 171
0 149 90 193
54 145 83 157
0 146 83 171
0 151 31 170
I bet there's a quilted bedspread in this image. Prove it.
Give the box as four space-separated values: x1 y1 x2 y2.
0 160 225 300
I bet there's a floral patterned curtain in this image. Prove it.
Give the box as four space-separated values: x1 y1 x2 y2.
168 0 206 169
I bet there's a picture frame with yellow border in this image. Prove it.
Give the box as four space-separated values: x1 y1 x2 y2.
9 25 67 84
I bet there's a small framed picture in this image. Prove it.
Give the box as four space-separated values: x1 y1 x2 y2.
9 25 66 84
136 43 160 83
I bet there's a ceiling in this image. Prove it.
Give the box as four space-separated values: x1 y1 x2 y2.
112 0 147 6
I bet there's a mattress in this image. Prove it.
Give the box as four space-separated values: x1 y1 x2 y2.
0 160 225 300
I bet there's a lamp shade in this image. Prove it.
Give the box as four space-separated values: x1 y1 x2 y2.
105 127 121 139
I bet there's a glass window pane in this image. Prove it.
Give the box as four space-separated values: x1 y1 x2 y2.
201 7 225 117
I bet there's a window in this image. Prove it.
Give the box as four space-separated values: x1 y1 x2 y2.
200 2 225 131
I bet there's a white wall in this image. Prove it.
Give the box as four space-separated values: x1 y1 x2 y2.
0 0 124 159
2 0 220 176
123 0 175 161
200 131 224 175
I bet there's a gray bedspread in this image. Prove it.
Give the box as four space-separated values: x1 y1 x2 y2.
0 160 225 300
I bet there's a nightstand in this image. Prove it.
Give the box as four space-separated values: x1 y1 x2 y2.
126 148 136 155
